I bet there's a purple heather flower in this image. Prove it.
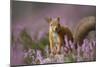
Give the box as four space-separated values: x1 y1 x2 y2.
24 52 28 58
77 45 82 57
64 37 69 48
89 42 93 50
28 48 33 56
43 58 51 63
63 46 69 53
92 40 96 47
55 54 64 63
36 50 43 64
82 39 90 53
69 40 74 49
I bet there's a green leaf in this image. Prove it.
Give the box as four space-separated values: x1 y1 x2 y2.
20 29 33 49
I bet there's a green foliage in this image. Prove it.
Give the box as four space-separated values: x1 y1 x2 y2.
38 35 49 50
20 29 32 45
64 53 76 63
20 29 37 49
20 29 49 51
20 29 50 64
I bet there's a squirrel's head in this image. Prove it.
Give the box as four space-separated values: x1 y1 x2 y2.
46 17 61 32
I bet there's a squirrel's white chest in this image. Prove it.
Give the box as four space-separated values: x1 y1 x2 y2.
52 32 59 46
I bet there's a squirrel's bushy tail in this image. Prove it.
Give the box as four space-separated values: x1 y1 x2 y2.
74 16 96 49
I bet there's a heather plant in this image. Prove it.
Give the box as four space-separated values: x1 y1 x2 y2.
15 16 96 64
20 29 96 64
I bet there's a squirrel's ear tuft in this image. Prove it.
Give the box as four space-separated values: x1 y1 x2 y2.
57 17 60 22
45 17 52 24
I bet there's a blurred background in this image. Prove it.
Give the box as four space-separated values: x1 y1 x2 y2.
11 1 96 66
